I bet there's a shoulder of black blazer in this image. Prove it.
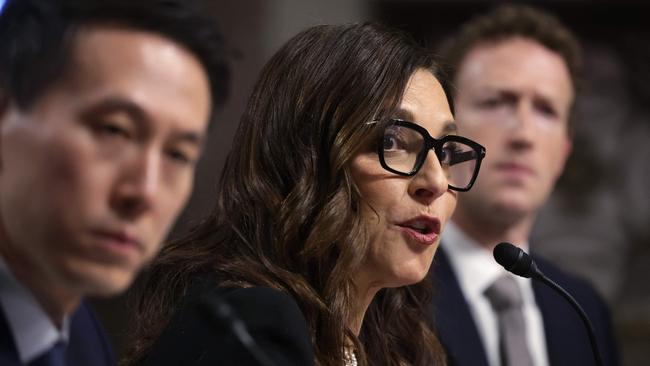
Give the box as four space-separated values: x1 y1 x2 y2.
0 301 115 366
143 285 315 366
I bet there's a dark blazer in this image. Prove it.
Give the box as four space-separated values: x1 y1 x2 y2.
0 301 115 366
143 285 314 366
431 246 619 366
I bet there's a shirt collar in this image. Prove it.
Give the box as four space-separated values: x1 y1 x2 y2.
441 222 533 302
0 256 70 363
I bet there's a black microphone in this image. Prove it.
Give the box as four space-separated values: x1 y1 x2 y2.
493 242 605 366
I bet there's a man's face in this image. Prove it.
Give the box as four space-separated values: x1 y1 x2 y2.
0 25 211 296
453 37 573 223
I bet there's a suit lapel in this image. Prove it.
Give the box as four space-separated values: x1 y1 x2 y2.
431 247 490 366
0 306 21 365
0 296 113 366
66 302 115 366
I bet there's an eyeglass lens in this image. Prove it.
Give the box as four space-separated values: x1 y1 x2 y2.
382 124 479 189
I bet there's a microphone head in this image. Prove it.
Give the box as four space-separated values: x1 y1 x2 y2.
493 242 539 278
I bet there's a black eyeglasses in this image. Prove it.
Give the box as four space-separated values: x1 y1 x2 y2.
368 119 486 192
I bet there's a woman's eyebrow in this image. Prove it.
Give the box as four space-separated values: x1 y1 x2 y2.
441 121 458 135
393 107 416 121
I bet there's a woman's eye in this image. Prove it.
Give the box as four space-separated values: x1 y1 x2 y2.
383 134 411 151
382 126 412 151
439 143 461 165
383 135 398 150
439 148 450 164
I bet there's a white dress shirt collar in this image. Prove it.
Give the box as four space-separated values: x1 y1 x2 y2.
440 222 509 303
0 256 70 363
440 222 548 366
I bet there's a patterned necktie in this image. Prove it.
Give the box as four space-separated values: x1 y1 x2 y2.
484 275 535 366
29 341 67 366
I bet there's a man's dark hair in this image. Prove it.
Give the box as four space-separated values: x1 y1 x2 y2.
0 0 229 116
441 4 582 95
439 4 582 134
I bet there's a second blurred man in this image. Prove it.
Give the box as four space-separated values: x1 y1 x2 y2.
0 0 228 364
430 5 619 366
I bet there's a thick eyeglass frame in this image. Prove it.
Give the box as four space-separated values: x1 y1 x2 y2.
368 119 486 192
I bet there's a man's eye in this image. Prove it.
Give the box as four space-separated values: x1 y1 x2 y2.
95 122 131 139
536 102 558 118
478 94 517 110
479 97 501 108
166 149 193 165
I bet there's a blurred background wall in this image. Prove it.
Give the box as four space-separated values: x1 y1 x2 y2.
92 1 650 365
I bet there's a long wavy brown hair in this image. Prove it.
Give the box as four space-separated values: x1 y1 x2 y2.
124 23 448 366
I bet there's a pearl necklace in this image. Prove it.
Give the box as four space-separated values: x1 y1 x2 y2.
343 348 358 366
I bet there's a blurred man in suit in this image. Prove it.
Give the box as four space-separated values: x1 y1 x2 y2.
0 0 229 364
430 5 619 366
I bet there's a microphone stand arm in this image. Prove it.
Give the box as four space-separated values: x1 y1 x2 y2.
533 272 605 366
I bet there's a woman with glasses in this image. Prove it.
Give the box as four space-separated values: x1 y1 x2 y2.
124 23 485 366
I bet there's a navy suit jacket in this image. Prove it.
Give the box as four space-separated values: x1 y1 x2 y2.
431 247 619 366
143 285 314 366
0 301 114 366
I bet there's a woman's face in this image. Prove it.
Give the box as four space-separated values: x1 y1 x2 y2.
350 69 457 292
